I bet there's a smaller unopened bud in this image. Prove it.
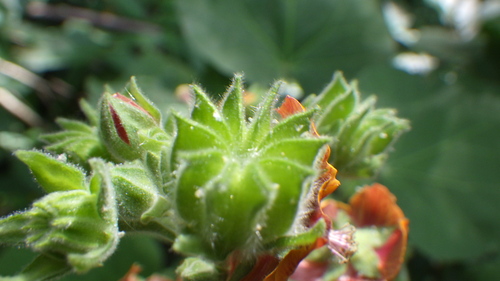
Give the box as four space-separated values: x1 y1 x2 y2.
327 224 357 264
304 72 410 178
109 161 174 238
99 92 161 161
109 93 155 145
0 189 119 273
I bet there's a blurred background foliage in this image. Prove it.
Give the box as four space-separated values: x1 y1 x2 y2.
0 0 499 280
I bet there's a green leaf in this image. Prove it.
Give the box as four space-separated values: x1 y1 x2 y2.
308 71 352 110
15 151 87 193
220 74 245 141
0 131 36 152
257 159 315 239
88 159 117 224
176 0 394 91
0 254 71 281
0 247 37 277
204 162 268 259
173 113 228 153
313 82 358 136
190 84 231 141
40 103 109 168
55 118 93 133
260 138 330 168
465 256 500 281
79 99 99 127
359 65 500 261
173 234 208 258
245 81 280 147
365 111 410 155
174 150 226 229
259 110 316 148
41 129 108 168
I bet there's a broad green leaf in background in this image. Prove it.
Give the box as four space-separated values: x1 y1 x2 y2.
466 256 500 281
175 0 396 92
357 65 500 261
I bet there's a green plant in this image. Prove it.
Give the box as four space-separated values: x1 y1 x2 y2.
0 73 409 281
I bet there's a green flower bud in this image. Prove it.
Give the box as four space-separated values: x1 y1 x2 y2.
109 161 176 241
23 191 110 254
171 74 331 260
99 88 169 162
303 72 410 178
0 158 120 276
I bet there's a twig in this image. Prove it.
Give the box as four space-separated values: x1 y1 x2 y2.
26 2 162 34
0 58 53 99
0 87 45 127
0 58 73 103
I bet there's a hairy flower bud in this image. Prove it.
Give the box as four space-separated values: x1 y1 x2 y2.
171 74 333 261
109 161 176 240
19 191 110 253
303 72 410 178
0 158 120 274
99 86 170 163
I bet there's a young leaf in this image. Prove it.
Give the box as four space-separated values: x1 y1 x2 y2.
15 150 87 193
220 74 245 141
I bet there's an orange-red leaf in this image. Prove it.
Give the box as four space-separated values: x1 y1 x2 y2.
277 96 306 118
348 183 405 227
376 219 409 280
348 184 409 280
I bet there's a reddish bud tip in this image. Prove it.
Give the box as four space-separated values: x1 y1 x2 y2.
109 103 130 145
112 93 151 116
